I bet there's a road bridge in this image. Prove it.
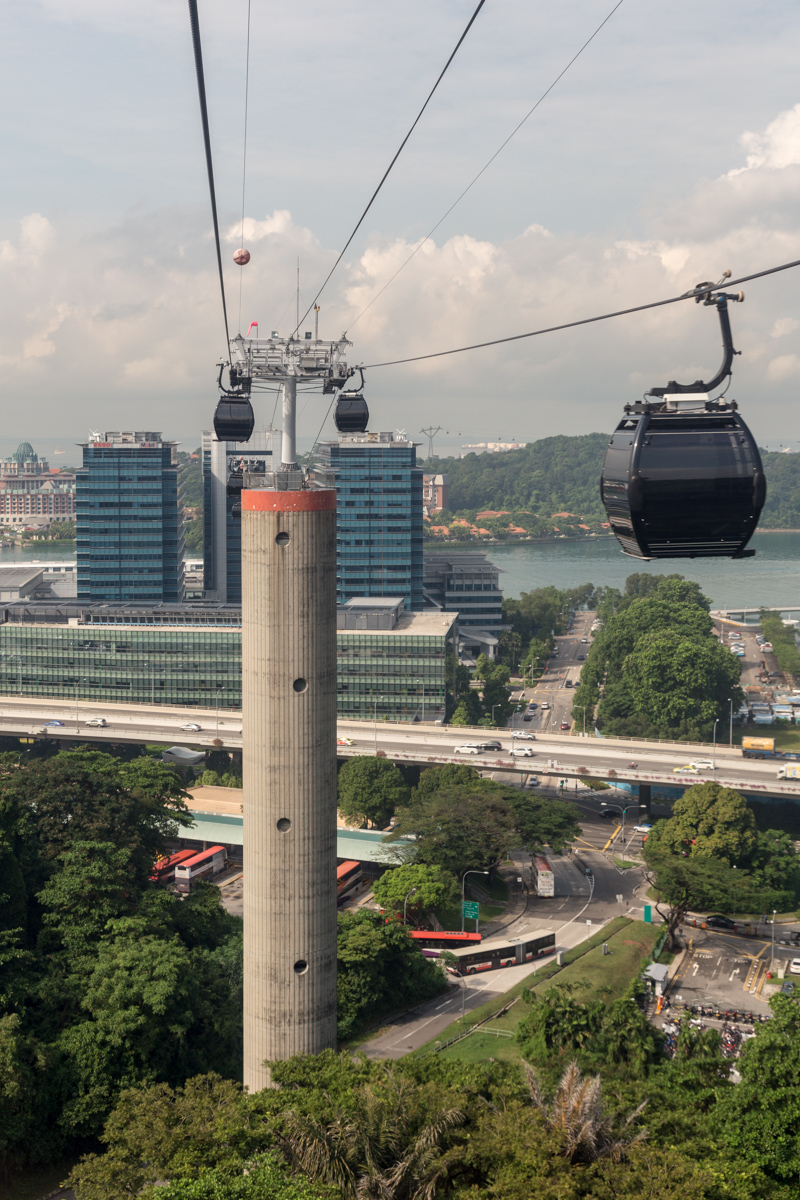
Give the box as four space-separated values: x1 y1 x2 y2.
1 694 799 803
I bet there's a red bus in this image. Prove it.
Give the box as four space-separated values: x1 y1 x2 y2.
444 930 556 976
337 860 363 906
408 930 481 958
150 849 196 884
174 845 227 892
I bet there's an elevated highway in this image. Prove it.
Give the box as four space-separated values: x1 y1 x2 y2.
1 693 799 802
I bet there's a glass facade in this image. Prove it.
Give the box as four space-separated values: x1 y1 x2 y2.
0 608 455 723
202 432 273 603
76 433 184 602
423 552 503 630
315 434 423 611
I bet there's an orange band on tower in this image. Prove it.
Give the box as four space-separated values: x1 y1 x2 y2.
242 489 336 512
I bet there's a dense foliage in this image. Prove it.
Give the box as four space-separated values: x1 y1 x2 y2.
0 750 244 1175
423 439 800 532
65 979 800 1200
385 766 580 870
759 611 800 680
336 757 410 828
571 575 743 740
643 781 800 946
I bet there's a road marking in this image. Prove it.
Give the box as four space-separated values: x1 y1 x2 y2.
729 967 740 981
601 825 622 851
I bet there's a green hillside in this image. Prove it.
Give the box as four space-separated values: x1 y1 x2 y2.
422 436 800 529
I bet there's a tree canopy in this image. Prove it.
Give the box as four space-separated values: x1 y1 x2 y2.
337 756 410 828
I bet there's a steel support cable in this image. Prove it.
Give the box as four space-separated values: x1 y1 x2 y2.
348 0 626 332
360 257 800 369
238 0 253 334
290 0 489 338
188 0 230 349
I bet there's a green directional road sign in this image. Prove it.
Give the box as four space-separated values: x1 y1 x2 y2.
462 901 479 920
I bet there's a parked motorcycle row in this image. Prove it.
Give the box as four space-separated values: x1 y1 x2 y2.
660 1005 767 1059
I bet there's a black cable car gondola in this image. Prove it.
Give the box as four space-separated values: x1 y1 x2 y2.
600 280 765 560
213 362 255 443
334 369 369 433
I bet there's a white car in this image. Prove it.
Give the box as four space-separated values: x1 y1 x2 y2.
790 958 800 975
762 643 774 653
512 731 536 740
85 718 107 728
690 760 714 770
180 722 202 732
454 744 481 755
540 702 550 710
510 746 535 757
633 823 652 834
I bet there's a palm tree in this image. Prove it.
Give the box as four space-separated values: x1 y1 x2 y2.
282 1072 465 1199
524 1060 647 1164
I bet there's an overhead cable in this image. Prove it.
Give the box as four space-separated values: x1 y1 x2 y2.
348 0 627 332
237 0 253 334
187 0 230 348
361 258 800 369
291 0 489 336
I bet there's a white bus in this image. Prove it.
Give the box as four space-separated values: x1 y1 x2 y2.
444 930 556 976
531 855 555 897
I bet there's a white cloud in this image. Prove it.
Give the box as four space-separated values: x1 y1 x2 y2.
767 354 800 382
732 103 800 174
771 317 800 339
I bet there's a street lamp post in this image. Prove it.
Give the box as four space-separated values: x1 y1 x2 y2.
601 802 642 868
215 686 225 739
491 703 501 727
728 697 734 746
772 908 777 970
373 695 385 752
712 717 720 771
461 869 490 933
403 887 418 924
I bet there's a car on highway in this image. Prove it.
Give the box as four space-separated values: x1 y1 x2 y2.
540 702 550 710
454 744 481 754
336 737 355 746
581 637 588 643
528 702 538 710
565 679 573 688
598 809 616 820
85 718 108 728
577 654 585 661
673 764 700 773
790 958 800 975
180 722 202 733
44 720 64 727
478 740 502 752
704 914 736 930
525 775 540 786
523 714 533 721
511 746 535 757
632 823 652 834
560 722 570 730
690 759 714 770
512 731 536 740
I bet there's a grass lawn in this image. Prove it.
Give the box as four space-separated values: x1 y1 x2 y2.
611 857 638 869
429 919 659 1064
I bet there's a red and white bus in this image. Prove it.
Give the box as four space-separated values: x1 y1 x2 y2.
150 849 196 884
408 930 481 958
444 930 556 976
531 855 555 897
337 860 363 906
174 845 227 892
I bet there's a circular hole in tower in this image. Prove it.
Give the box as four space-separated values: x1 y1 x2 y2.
276 817 291 832
276 531 290 547
293 678 308 693
294 959 309 975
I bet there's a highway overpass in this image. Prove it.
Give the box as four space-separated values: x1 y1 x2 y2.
1 693 799 803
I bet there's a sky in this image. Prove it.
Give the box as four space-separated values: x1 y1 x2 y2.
1 0 799 456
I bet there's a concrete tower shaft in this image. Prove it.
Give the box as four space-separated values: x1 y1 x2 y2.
241 488 338 1091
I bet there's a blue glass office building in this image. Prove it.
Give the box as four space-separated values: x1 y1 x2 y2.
315 432 423 611
76 432 184 602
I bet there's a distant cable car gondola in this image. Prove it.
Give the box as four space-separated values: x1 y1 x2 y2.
600 279 765 560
